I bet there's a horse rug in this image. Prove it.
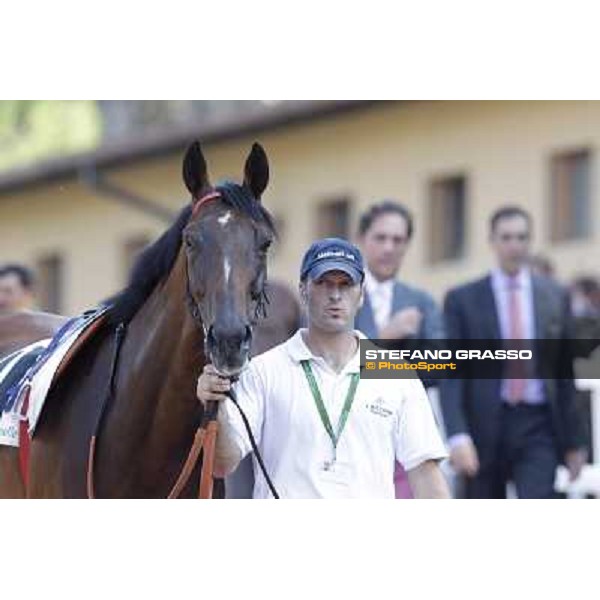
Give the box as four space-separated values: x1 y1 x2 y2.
0 306 109 447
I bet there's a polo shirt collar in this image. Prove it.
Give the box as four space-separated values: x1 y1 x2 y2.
286 328 364 374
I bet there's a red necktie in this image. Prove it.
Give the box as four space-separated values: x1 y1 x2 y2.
506 277 526 403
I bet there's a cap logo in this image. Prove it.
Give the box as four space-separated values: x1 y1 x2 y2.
315 250 356 261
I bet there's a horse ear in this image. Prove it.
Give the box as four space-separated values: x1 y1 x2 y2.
244 142 269 200
182 141 210 199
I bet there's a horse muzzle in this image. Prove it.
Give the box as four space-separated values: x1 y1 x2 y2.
205 322 253 376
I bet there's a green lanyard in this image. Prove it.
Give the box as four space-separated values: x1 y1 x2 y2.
300 360 360 464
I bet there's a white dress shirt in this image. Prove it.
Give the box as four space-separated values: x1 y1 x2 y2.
364 269 395 333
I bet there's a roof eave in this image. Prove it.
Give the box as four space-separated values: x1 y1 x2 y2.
0 100 381 194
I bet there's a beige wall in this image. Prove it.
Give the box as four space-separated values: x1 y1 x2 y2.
1 100 599 315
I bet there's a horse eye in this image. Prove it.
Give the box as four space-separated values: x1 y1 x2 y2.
259 240 271 254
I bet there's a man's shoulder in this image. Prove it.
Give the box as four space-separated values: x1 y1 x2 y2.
445 275 490 302
393 280 437 307
532 273 567 299
238 337 296 395
248 331 300 372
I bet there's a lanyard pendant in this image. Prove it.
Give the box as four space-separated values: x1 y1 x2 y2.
323 446 337 471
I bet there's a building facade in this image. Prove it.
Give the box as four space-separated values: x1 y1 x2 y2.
0 100 598 315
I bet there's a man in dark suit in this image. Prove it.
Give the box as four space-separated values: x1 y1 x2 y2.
355 201 443 341
439 206 587 498
355 200 444 497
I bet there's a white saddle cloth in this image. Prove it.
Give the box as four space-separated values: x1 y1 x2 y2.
0 307 108 447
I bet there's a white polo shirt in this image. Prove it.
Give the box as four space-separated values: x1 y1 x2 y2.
219 329 448 499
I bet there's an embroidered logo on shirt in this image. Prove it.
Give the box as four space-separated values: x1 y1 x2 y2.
366 396 393 418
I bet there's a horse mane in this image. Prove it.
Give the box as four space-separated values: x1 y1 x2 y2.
105 182 275 326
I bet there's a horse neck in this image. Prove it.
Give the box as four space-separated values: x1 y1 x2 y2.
103 250 205 495
128 248 204 393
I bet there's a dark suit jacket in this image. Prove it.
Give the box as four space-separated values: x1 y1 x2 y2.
438 273 585 468
355 280 444 340
573 315 600 358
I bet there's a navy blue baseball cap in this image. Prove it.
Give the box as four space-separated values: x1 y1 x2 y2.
300 237 365 284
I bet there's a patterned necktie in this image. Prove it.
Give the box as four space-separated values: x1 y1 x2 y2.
506 277 526 403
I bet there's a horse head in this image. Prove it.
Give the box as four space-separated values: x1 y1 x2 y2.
182 141 276 376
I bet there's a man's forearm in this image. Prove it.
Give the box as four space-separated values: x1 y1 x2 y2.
213 409 245 478
407 460 451 499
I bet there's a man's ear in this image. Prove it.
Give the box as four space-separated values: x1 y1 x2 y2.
299 280 308 304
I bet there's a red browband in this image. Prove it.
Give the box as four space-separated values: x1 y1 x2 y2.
191 190 222 219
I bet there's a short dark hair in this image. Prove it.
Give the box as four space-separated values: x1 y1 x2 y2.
490 206 532 233
573 276 600 296
0 263 35 289
358 200 414 239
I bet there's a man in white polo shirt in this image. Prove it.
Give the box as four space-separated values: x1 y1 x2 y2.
197 238 450 499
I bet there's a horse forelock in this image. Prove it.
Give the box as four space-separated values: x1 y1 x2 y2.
215 181 276 235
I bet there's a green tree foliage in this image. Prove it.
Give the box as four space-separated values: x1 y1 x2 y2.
0 101 101 171
0 100 278 173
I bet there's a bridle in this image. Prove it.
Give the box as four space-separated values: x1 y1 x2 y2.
184 190 220 333
86 190 279 499
183 189 277 498
184 189 270 331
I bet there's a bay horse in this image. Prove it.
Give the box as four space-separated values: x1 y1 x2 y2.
0 140 275 498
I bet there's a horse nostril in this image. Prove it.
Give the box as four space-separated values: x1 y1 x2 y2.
210 321 252 351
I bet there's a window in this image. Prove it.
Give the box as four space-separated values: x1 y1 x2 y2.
36 253 64 313
550 149 592 242
315 197 351 239
122 235 151 282
428 175 467 263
